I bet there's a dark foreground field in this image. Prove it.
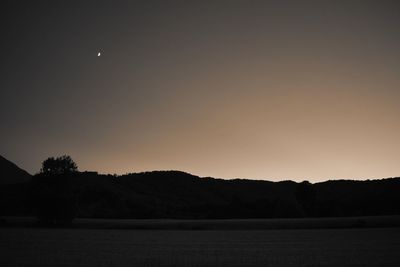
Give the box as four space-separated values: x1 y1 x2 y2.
3 215 400 230
1 227 399 267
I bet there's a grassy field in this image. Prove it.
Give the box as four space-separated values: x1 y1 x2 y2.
3 215 400 230
1 227 399 267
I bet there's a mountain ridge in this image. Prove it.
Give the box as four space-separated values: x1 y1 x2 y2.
0 155 31 185
0 156 399 219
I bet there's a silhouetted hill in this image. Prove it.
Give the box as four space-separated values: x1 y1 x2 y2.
314 179 400 216
0 155 31 184
0 156 399 219
0 156 32 215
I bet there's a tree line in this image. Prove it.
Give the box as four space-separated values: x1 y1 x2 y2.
1 155 399 225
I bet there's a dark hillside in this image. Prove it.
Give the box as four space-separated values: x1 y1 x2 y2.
315 178 400 216
0 155 31 185
0 156 32 215
0 156 399 219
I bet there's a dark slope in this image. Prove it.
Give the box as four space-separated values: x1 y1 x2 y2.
314 178 400 216
0 155 31 184
115 171 301 218
0 156 32 215
50 171 398 219
0 156 399 219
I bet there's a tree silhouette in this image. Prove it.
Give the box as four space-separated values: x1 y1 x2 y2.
31 155 78 225
40 155 78 175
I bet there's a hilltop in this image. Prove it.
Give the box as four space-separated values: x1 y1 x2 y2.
0 155 31 185
0 156 399 219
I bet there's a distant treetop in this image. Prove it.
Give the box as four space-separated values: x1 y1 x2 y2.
40 155 78 175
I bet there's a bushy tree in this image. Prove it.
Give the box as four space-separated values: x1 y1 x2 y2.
31 155 78 225
40 155 78 175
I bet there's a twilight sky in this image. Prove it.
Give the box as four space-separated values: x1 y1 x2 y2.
1 1 400 181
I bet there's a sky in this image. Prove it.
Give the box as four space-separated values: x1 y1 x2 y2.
1 1 400 181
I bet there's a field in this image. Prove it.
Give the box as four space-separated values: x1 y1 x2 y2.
1 226 400 267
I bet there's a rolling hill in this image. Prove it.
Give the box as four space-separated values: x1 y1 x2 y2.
0 156 399 219
0 155 31 185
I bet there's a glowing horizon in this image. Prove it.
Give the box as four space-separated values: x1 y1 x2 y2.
2 1 400 182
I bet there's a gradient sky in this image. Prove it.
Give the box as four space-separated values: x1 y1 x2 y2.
1 1 400 181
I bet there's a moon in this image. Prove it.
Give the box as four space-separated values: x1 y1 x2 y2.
97 52 101 57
